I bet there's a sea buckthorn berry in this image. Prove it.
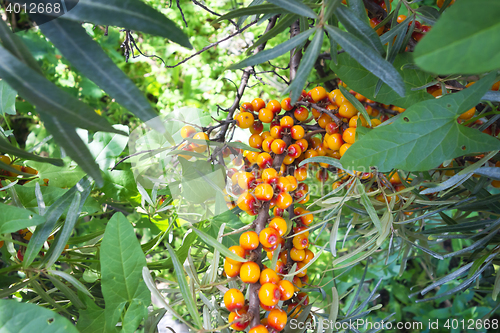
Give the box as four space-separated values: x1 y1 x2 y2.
240 261 261 283
310 136 322 148
270 126 284 139
249 134 263 149
271 139 286 155
260 227 280 248
260 302 276 312
339 102 357 118
261 131 272 140
267 100 282 114
281 97 293 111
295 139 309 152
301 275 309 284
397 14 407 23
238 172 255 189
287 303 302 318
290 125 305 140
343 127 356 144
293 234 309 250
298 210 313 226
355 92 366 102
292 276 302 291
0 240 3 249
280 116 294 129
412 31 424 42
255 183 274 201
287 144 302 159
310 86 328 102
286 175 298 191
262 168 279 184
316 169 329 182
294 107 309 121
229 307 249 331
389 172 401 184
237 191 256 212
297 182 308 192
295 190 309 204
349 115 367 128
262 137 274 153
250 121 264 135
304 149 318 159
303 249 314 264
492 81 500 91
259 283 281 307
227 245 246 264
290 247 305 261
278 280 294 301
294 166 308 181
327 133 344 151
224 260 242 277
369 17 384 36
252 98 266 111
293 226 310 238
259 108 274 123
311 108 321 119
257 152 273 169
325 121 339 135
180 125 196 138
339 143 351 157
297 292 310 305
459 107 476 120
437 0 454 8
249 324 269 333
240 231 259 250
276 192 293 209
260 268 280 285
246 151 260 165
240 102 254 112
271 119 280 128
371 118 382 127
224 288 245 312
317 113 332 128
275 260 286 274
276 176 291 192
268 308 287 331
330 88 345 106
296 262 307 277
236 112 255 128
273 207 284 217
270 217 287 236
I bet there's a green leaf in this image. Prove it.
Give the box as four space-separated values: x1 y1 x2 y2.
267 0 318 19
330 52 434 108
323 0 342 22
415 6 440 26
356 178 382 233
0 136 63 166
26 159 85 188
30 0 191 48
0 203 45 234
101 213 151 332
324 25 405 97
340 73 500 172
165 242 203 329
339 86 372 126
177 158 226 205
192 228 247 263
289 29 323 102
39 20 163 132
413 0 500 74
0 45 120 134
0 80 16 115
80 125 129 171
335 5 385 55
77 295 106 333
218 3 287 22
228 28 315 69
226 141 260 152
0 299 79 333
48 270 93 298
247 14 299 54
39 114 104 187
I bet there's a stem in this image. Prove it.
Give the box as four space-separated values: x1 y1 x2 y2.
289 19 302 81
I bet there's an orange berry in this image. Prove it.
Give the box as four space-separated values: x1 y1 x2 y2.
249 134 263 149
237 191 256 211
0 240 3 249
240 231 259 250
276 192 292 209
262 168 279 184
298 210 313 226
262 137 274 153
397 14 407 24
437 0 454 8
389 172 401 184
240 102 254 112
260 227 280 248
311 108 321 119
224 288 245 312
268 308 287 331
259 108 274 123
327 133 344 151
303 249 314 264
293 226 310 238
240 261 261 283
297 292 310 305
317 113 332 128
292 276 302 291
270 126 284 139
349 115 367 128
260 268 280 285
281 97 293 111
292 234 309 250
290 125 305 140
270 217 287 236
275 260 286 274
180 125 196 138
257 152 273 169
491 180 500 188
290 247 305 261
236 112 255 128
249 325 269 333
278 280 294 301
259 283 281 307
295 190 309 204
280 116 294 129
255 183 274 201
459 107 476 120
296 262 307 277
294 107 309 122
315 169 329 183
304 149 318 159
338 102 357 118
339 143 351 157
271 139 286 155
343 127 356 144
224 260 242 277
250 121 264 135
325 121 340 135
286 175 298 191
229 306 249 331
227 245 246 265
238 172 255 189
294 166 308 181
492 81 500 91
370 118 381 127
310 86 328 102
370 17 384 36
267 100 282 114
287 144 302 159
252 98 266 111
295 139 308 153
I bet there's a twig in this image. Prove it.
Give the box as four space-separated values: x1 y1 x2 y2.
289 19 302 81
177 0 188 27
192 0 238 27
296 101 344 127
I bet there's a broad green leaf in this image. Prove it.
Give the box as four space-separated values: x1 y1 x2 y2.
0 136 63 166
77 295 106 333
48 270 93 298
39 20 163 133
102 169 140 202
0 45 120 134
267 0 318 19
0 299 79 333
28 0 191 48
341 73 500 172
26 158 85 188
0 18 42 74
247 14 299 54
166 243 203 329
228 28 315 69
289 29 323 102
413 0 500 74
339 86 372 126
0 203 45 234
101 213 151 332
23 177 91 267
0 80 16 115
39 114 104 187
46 275 85 309
218 3 288 22
330 52 434 108
177 158 226 204
192 228 247 263
324 25 405 97
335 5 385 55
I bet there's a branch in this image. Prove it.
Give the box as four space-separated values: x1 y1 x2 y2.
192 0 238 27
289 19 302 81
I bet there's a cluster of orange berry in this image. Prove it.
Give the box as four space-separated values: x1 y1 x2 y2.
0 228 64 260
0 154 42 187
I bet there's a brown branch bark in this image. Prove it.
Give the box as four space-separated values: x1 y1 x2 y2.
289 19 302 81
